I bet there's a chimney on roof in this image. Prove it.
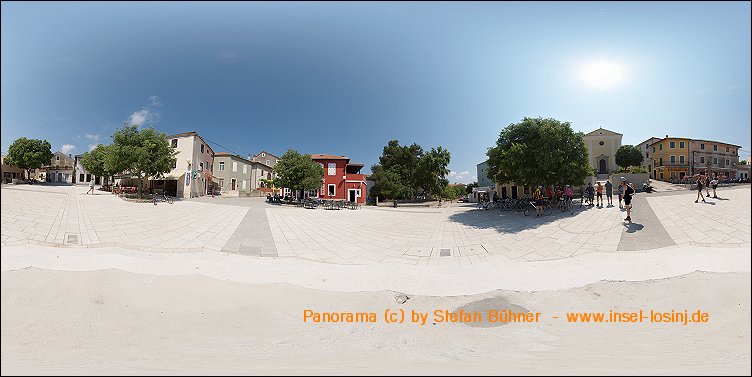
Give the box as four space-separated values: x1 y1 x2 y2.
248 153 251 161
69 154 72 158
665 135 668 138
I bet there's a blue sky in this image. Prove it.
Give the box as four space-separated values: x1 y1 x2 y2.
2 1 750 183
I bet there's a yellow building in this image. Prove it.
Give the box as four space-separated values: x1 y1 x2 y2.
649 136 691 181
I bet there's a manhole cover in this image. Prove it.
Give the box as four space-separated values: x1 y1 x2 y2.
66 233 80 245
440 248 451 257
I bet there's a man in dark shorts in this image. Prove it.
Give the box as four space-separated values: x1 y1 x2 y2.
695 174 706 203
622 178 635 222
585 182 595 206
710 174 719 198
605 179 613 206
533 185 545 217
705 173 712 197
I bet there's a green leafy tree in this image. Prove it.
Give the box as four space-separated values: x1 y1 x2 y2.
369 166 408 200
465 182 479 194
371 140 451 199
416 146 451 198
273 149 324 196
4 137 54 180
615 145 644 169
80 144 116 184
442 185 466 200
739 160 747 165
486 117 591 187
105 124 177 196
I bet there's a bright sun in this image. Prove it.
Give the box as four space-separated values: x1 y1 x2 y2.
580 60 625 89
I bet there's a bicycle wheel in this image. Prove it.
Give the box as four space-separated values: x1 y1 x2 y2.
167 195 174 204
545 203 553 215
524 204 533 216
153 197 157 206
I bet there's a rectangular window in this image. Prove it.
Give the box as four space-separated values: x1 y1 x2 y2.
713 145 717 151
680 155 685 164
659 144 663 151
645 152 649 158
172 161 177 169
283 187 290 196
670 156 675 164
679 141 685 148
328 162 336 176
232 162 237 172
79 173 85 182
86 173 91 182
700 156 705 163
199 162 203 171
243 165 247 174
219 162 225 171
242 180 246 189
726 159 730 166
307 189 318 198
201 144 204 153
726 146 729 152
266 160 270 165
700 144 705 150
669 141 675 148
670 171 676 178
713 158 718 164
652 146 655 153
328 184 336 196
56 156 60 161
171 139 177 148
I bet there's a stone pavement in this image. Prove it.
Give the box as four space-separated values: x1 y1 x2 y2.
2 184 749 265
1 185 248 252
646 186 751 248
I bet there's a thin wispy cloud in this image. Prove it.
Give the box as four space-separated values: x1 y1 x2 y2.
127 96 162 126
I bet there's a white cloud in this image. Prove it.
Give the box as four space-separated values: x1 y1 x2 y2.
129 109 149 125
60 144 76 154
448 170 474 184
85 133 99 141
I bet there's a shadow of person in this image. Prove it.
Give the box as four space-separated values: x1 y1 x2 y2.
703 201 717 205
713 197 730 201
623 222 644 233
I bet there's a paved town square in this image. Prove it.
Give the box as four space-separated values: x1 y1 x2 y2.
3 183 749 265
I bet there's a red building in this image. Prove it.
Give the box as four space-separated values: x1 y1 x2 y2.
310 154 367 204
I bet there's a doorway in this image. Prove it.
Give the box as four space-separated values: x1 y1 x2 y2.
231 179 236 190
511 186 518 199
349 189 357 203
599 159 607 174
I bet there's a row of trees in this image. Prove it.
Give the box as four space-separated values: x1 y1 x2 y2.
80 125 177 195
370 140 451 200
4 125 177 196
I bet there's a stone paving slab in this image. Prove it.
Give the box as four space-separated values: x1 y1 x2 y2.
1 185 248 252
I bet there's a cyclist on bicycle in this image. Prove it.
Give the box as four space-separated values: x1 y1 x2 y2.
533 185 545 217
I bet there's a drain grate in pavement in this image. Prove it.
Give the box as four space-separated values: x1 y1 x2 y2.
65 233 80 245
440 248 451 257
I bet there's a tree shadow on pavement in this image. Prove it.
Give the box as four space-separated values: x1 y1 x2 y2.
448 206 593 234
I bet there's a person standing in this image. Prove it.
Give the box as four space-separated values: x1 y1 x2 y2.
623 179 635 222
595 182 604 207
605 180 613 207
710 174 719 198
585 182 595 206
86 178 95 194
533 185 545 217
617 180 624 209
695 174 706 203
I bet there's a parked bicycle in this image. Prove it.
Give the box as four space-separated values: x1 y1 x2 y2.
153 192 174 205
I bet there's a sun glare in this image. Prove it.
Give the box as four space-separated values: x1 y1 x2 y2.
580 60 625 89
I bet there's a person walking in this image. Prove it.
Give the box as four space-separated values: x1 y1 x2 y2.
565 185 574 212
705 173 712 197
605 179 613 207
585 182 595 206
86 179 95 194
695 174 706 203
595 181 604 207
622 179 635 222
710 174 719 198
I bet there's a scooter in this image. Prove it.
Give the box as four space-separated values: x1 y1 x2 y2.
642 182 655 193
